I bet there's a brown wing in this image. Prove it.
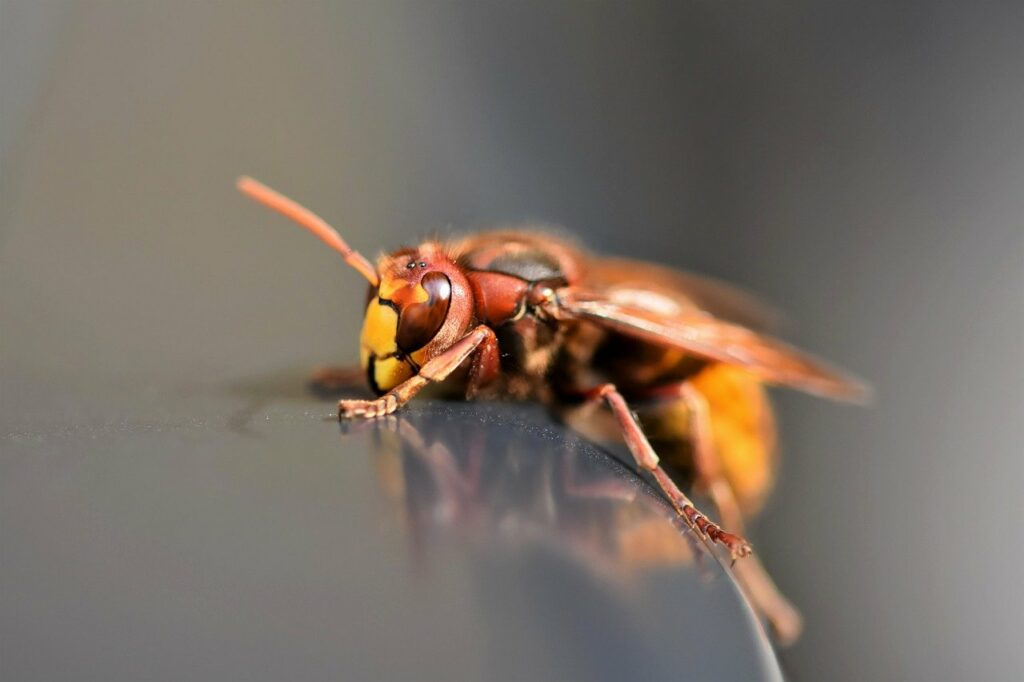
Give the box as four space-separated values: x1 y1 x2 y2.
557 286 869 403
583 257 783 332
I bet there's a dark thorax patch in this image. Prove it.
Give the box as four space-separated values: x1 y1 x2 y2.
483 251 564 282
459 240 567 282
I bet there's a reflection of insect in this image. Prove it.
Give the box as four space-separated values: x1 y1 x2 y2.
366 409 779 672
237 176 868 643
367 408 707 580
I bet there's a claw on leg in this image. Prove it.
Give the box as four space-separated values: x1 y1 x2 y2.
339 394 399 419
649 466 752 559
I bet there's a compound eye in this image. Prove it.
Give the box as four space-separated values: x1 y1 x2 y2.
396 271 452 354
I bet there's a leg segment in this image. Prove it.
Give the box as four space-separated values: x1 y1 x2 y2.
465 326 501 398
581 383 752 560
339 326 497 419
309 365 365 392
675 382 803 645
677 383 742 531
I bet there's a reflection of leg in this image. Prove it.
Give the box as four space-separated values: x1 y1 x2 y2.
559 445 711 577
309 365 365 392
385 417 480 499
561 445 638 503
339 326 497 419
580 383 751 560
371 416 482 530
676 383 803 645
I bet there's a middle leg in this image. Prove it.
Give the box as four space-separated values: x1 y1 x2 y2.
647 380 803 644
580 383 752 560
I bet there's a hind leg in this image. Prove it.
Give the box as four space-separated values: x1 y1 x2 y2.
677 382 803 645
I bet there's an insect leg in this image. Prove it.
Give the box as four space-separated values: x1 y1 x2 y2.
560 444 639 503
339 325 498 419
581 383 752 560
309 365 365 392
464 326 501 398
675 382 803 645
675 383 741 530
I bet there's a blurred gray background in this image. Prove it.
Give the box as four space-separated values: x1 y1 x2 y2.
2 1 1022 680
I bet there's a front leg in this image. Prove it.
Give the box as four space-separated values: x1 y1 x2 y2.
339 325 497 419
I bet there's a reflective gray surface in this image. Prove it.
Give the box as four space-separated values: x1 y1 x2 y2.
1 374 780 681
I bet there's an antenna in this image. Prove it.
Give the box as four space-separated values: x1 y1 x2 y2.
237 176 380 287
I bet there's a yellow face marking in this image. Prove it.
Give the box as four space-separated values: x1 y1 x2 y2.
373 356 414 391
378 277 402 300
378 275 429 304
360 299 400 363
360 276 432 391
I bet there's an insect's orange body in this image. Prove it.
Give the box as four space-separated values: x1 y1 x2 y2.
237 176 867 644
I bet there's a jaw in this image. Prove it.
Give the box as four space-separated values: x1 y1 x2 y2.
363 354 414 394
